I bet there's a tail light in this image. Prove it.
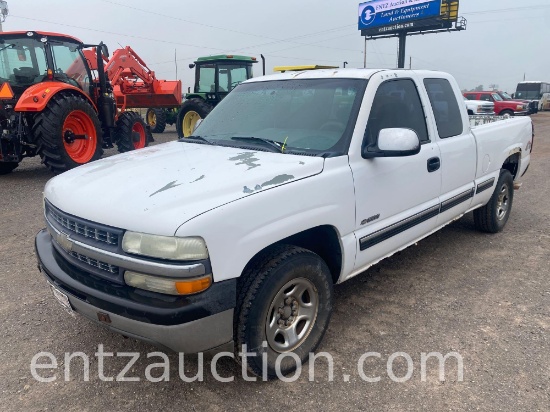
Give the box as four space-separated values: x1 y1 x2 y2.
47 69 53 81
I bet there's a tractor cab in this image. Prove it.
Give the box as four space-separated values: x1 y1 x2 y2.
0 31 93 98
177 55 257 137
189 55 257 102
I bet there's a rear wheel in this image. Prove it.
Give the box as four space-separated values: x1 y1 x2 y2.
114 112 151 153
235 245 333 379
34 93 103 173
146 108 166 133
176 98 212 138
0 162 18 175
474 169 514 233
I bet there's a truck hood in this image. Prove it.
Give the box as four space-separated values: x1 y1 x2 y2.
45 142 324 235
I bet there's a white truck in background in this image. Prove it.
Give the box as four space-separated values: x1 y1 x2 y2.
36 69 533 379
463 96 495 115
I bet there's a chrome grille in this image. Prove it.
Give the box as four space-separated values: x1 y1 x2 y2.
69 251 119 274
47 205 119 246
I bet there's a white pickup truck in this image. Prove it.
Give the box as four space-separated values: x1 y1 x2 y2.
463 96 495 115
36 69 533 379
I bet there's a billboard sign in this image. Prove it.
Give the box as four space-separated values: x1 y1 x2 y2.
358 0 443 33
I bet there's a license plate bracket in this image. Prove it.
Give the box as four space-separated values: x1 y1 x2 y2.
48 282 75 316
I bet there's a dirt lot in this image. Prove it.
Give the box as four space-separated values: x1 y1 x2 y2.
1 115 548 411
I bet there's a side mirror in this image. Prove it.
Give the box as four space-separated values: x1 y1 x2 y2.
101 43 109 59
362 128 421 159
189 63 196 69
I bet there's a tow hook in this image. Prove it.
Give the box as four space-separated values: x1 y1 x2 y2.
513 182 522 191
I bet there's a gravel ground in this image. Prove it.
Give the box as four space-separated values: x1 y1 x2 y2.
0 115 548 411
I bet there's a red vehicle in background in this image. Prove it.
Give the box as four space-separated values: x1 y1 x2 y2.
496 91 538 114
464 91 529 117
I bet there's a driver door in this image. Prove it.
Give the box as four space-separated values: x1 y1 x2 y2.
347 74 442 279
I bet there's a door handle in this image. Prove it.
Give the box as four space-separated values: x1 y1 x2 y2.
427 157 440 172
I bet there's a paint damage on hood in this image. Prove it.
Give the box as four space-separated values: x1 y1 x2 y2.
44 142 324 236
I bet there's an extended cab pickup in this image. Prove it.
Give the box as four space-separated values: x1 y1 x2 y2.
36 69 533 379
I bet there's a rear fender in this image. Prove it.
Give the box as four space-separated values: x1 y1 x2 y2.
15 82 97 113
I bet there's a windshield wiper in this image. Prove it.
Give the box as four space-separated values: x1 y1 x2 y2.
0 44 15 53
179 135 213 145
230 136 283 153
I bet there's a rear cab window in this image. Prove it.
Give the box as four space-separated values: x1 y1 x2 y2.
424 78 464 139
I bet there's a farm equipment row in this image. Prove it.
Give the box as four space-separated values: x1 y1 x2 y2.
0 30 261 174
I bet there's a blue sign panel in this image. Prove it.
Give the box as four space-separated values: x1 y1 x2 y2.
358 0 443 30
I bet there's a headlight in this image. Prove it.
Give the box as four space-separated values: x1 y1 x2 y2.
516 105 524 110
122 232 208 261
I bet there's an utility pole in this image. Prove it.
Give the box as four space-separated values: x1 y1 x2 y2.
363 37 367 68
0 1 8 32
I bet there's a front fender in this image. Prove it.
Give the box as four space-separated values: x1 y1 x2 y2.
15 82 97 112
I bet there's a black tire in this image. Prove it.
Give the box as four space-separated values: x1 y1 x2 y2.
467 110 474 116
33 93 103 173
146 108 166 133
0 162 18 175
500 109 514 117
235 244 333 380
176 98 212 138
474 169 514 233
114 112 152 153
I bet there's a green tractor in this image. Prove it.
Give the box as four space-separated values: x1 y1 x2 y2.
176 55 259 137
145 107 178 134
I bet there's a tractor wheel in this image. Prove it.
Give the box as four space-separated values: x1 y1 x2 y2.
0 162 19 175
114 112 152 153
33 93 103 173
176 98 212 138
146 108 167 133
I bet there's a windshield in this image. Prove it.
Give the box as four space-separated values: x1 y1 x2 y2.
515 83 542 100
193 78 367 155
218 64 252 92
0 37 47 91
491 93 503 101
499 92 513 100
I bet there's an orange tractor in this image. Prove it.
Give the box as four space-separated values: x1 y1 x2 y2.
0 31 181 174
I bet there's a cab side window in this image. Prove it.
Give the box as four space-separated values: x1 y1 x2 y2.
364 79 429 146
424 78 464 139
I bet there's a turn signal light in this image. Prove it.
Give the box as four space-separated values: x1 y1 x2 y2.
47 69 53 80
124 271 212 296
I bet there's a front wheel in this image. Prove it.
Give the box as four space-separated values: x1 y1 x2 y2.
235 245 333 379
114 112 151 153
34 93 103 173
474 169 514 233
146 108 167 133
500 109 514 118
176 98 212 138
